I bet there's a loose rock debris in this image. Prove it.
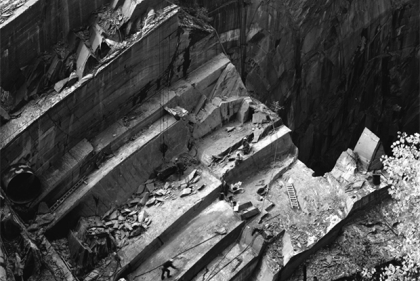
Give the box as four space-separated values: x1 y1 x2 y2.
48 159 208 279
0 0 27 23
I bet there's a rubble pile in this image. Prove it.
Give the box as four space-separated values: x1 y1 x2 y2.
0 205 62 281
100 202 152 246
96 6 125 37
178 7 214 33
49 157 210 279
0 3 180 120
68 216 117 276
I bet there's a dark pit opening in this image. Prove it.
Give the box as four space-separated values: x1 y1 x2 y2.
6 172 42 204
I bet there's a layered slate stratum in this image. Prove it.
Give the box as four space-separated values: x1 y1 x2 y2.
0 1 396 281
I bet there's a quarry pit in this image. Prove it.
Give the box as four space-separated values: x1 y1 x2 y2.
0 0 418 281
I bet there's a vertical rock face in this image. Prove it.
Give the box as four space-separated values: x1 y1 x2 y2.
0 0 110 91
191 0 420 174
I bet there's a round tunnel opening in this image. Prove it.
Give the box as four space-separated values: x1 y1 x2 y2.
2 164 42 204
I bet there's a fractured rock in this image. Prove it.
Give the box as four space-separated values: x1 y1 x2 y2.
265 201 275 211
180 188 192 197
145 182 155 192
186 169 197 183
145 197 156 206
130 198 141 205
240 206 260 220
164 106 189 120
137 210 149 223
140 192 150 206
252 112 268 124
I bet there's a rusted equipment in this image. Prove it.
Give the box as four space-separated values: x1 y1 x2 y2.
2 164 42 204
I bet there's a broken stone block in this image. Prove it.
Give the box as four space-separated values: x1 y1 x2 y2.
130 198 141 205
198 184 206 190
102 208 115 220
140 192 150 206
265 201 275 211
84 270 100 281
258 211 269 224
226 126 235 132
145 182 155 192
240 206 260 220
233 203 239 212
137 210 148 223
124 223 133 231
191 175 201 184
136 184 145 194
186 169 197 183
354 127 384 171
54 78 69 92
238 201 253 211
180 188 192 197
146 197 156 206
105 221 114 227
164 106 189 120
353 181 365 189
252 112 268 124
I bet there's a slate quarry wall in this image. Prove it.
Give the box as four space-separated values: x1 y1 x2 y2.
182 0 420 174
0 9 221 181
0 0 111 91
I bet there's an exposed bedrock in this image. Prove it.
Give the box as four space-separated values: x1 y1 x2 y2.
182 0 420 174
0 0 110 92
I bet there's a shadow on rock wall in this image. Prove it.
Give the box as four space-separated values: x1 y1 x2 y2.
184 0 420 174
